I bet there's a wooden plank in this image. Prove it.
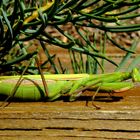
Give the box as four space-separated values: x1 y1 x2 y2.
0 108 140 120
0 118 140 131
0 129 140 140
0 136 103 140
0 87 140 140
0 96 140 120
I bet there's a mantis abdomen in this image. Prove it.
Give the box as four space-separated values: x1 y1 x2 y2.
0 78 73 101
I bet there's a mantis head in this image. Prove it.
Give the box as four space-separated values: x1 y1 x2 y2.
132 68 140 82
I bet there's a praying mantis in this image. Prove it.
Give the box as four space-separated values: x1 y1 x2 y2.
1 1 139 109
0 68 140 109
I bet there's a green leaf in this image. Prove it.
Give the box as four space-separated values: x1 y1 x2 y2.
1 8 13 39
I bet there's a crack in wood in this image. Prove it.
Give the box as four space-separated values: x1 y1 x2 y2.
95 129 140 133
0 128 42 131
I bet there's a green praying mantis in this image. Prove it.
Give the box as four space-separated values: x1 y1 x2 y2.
0 68 140 109
1 0 140 109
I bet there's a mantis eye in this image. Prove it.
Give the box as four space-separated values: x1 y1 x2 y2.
132 68 140 82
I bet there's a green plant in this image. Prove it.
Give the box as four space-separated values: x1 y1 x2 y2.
0 0 140 74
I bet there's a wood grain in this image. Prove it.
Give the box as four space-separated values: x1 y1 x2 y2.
0 87 140 140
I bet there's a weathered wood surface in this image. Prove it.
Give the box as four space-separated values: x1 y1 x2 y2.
0 86 140 140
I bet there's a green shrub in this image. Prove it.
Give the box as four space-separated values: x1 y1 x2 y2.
0 0 140 74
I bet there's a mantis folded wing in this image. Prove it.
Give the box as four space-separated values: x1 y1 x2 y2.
0 68 139 102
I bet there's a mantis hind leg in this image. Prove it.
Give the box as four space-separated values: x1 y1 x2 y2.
91 86 101 109
86 83 102 109
88 81 134 109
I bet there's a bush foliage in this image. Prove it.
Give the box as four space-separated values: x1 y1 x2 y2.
0 0 140 74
